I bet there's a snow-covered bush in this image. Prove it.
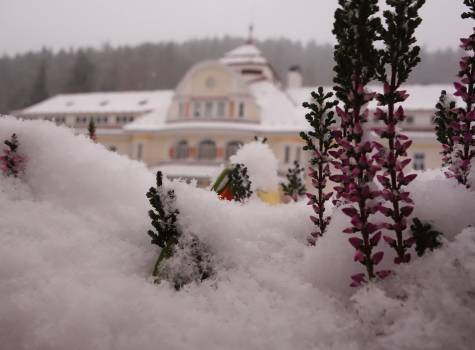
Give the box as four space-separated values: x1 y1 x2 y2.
229 140 279 193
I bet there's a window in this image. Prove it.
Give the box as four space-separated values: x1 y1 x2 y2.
205 101 213 117
99 100 109 106
54 116 66 125
138 99 148 106
175 140 189 159
406 115 414 124
225 141 242 160
76 116 88 124
109 145 117 152
198 140 217 160
295 147 301 163
284 145 290 164
193 101 202 117
206 77 216 88
217 101 226 117
178 102 184 117
136 143 144 160
413 153 425 171
238 102 245 117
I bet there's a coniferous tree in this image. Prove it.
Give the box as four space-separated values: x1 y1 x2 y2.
88 118 97 142
65 50 95 93
373 0 425 265
434 0 475 187
29 60 49 105
0 134 25 177
300 87 338 242
281 160 306 203
329 0 385 287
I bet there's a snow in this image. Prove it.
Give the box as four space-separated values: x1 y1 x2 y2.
288 84 454 111
1 116 475 349
18 90 173 115
152 164 222 179
229 140 280 192
220 44 268 65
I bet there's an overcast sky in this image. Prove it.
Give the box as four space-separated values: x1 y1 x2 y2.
0 0 471 55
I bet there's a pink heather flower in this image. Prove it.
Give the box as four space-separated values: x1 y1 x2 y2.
372 251 384 265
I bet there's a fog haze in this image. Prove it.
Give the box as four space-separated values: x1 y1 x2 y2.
0 0 470 55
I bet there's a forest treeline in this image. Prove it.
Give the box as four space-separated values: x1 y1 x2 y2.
0 36 461 113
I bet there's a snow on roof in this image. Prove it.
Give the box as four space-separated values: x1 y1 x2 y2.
19 90 174 115
220 44 268 65
127 83 451 134
288 84 454 111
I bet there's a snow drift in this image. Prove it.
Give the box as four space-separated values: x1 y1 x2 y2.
1 116 474 350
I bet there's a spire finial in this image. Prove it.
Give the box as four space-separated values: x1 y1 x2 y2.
247 24 254 44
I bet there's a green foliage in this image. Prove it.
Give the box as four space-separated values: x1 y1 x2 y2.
433 90 457 166
410 218 443 257
88 118 96 141
1 133 24 178
300 87 338 154
146 171 181 279
333 0 381 109
228 163 252 202
281 160 306 201
146 171 214 289
376 0 425 89
300 87 338 240
462 0 475 19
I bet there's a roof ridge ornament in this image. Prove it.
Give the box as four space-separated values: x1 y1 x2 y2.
247 24 254 45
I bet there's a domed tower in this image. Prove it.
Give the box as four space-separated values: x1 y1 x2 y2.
220 26 280 85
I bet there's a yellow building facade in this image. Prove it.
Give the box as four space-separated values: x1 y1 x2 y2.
14 42 447 187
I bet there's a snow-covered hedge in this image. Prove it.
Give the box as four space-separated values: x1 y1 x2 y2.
1 116 474 350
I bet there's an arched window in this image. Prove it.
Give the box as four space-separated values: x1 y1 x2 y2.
198 140 217 160
175 140 189 159
225 141 242 160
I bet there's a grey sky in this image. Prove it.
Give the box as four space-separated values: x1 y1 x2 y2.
0 0 471 55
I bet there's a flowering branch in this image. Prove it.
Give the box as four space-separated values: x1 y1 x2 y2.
374 0 425 264
330 0 386 286
300 87 338 243
442 3 475 187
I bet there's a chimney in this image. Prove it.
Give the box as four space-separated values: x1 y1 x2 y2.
287 65 303 89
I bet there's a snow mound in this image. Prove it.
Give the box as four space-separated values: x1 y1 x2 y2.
1 116 475 350
229 140 279 192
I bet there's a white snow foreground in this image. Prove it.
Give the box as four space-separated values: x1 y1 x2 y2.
0 116 474 350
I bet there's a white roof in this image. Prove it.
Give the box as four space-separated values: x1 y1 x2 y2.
19 90 174 115
287 84 453 111
220 44 268 65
